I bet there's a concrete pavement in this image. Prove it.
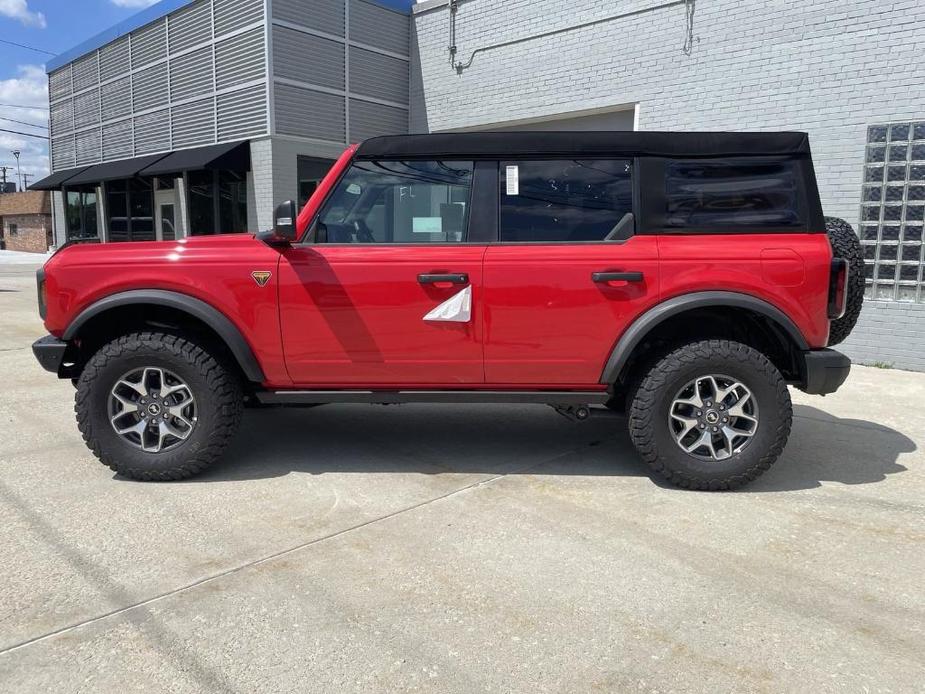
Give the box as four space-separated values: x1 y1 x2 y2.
0 260 923 693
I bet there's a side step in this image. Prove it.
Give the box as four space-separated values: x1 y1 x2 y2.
255 390 611 406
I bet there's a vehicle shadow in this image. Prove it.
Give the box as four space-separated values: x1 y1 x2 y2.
174 403 914 493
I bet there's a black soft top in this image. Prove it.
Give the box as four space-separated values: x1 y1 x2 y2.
355 131 811 160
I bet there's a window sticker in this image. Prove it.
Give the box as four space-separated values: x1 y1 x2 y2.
413 216 443 233
505 165 519 195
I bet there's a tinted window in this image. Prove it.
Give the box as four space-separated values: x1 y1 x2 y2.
665 159 802 229
317 160 473 244
500 160 633 242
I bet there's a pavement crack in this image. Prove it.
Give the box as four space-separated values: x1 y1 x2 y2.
0 447 573 657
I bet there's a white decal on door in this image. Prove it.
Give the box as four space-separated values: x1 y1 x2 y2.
423 285 472 323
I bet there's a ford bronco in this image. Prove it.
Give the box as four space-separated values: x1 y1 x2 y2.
32 131 863 489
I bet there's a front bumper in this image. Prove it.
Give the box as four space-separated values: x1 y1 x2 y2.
798 348 851 395
32 334 68 374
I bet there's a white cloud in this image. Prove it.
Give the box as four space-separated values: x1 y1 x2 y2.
0 0 46 28
0 65 49 181
110 0 160 8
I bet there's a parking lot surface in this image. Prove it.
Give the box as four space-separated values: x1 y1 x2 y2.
1 259 923 693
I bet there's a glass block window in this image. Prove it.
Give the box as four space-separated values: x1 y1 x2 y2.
861 121 925 302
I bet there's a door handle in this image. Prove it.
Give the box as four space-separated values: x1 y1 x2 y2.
592 271 644 283
418 273 469 284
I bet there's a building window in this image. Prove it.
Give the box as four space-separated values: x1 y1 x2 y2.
861 121 925 302
8 223 17 237
107 179 154 242
298 157 334 208
64 186 99 242
500 160 632 242
187 170 249 235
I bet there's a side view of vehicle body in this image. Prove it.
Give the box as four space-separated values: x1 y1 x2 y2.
33 131 862 489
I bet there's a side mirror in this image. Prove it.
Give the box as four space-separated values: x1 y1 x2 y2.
257 200 298 246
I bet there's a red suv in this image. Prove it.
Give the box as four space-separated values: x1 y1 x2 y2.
32 132 863 489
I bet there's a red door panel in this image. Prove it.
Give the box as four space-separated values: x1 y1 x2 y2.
278 245 486 386
483 237 660 385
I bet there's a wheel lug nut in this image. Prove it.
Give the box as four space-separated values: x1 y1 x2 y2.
722 417 728 423
712 426 718 432
696 410 702 416
699 423 706 429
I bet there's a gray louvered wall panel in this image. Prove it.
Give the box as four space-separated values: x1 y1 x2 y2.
349 0 409 56
349 47 407 104
215 27 265 90
168 0 212 50
275 83 345 142
348 98 407 142
52 136 75 171
273 0 344 37
172 97 215 148
72 53 99 91
101 77 132 121
103 120 133 161
170 46 214 102
133 63 168 112
134 110 170 154
50 100 74 135
99 37 130 82
75 129 102 165
217 85 266 141
214 0 262 36
131 20 167 69
273 26 343 89
74 90 100 128
49 67 71 102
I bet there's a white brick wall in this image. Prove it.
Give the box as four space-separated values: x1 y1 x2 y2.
412 0 925 369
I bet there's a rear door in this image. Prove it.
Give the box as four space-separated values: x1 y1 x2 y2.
278 158 488 386
483 158 660 386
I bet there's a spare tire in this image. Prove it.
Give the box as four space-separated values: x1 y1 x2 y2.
825 216 865 346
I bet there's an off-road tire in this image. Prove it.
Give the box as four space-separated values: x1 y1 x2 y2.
628 339 792 490
75 332 243 481
825 216 864 346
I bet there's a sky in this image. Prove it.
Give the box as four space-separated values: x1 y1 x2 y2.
0 0 161 187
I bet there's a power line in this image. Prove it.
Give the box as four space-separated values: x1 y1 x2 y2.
0 103 48 112
0 127 49 140
0 116 47 130
0 38 56 56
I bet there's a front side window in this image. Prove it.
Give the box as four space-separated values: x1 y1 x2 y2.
316 160 473 244
500 159 633 242
664 158 802 229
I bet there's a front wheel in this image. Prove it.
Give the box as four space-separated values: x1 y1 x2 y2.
75 332 243 481
627 339 792 490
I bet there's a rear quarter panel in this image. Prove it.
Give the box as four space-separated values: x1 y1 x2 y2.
42 236 289 386
657 233 832 348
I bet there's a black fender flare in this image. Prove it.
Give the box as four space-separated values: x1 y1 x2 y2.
599 291 810 385
63 289 266 383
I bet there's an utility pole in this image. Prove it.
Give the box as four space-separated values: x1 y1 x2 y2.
11 150 21 192
21 173 32 190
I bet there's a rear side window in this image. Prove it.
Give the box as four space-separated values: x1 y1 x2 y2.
500 159 633 242
664 159 803 229
316 160 473 243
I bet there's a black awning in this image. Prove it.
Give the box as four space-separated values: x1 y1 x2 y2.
28 165 91 190
65 153 172 186
139 140 251 176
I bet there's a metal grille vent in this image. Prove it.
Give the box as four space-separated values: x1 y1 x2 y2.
103 119 133 161
217 84 266 141
215 27 265 91
131 20 167 69
134 110 170 154
76 129 102 166
214 0 263 36
172 97 216 148
170 46 214 103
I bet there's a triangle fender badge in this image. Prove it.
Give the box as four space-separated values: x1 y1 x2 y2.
251 271 272 287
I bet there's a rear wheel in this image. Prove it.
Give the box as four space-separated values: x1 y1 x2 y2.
75 332 243 481
627 339 792 490
825 216 864 346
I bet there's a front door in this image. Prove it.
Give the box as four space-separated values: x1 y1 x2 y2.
279 158 486 386
483 158 660 386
